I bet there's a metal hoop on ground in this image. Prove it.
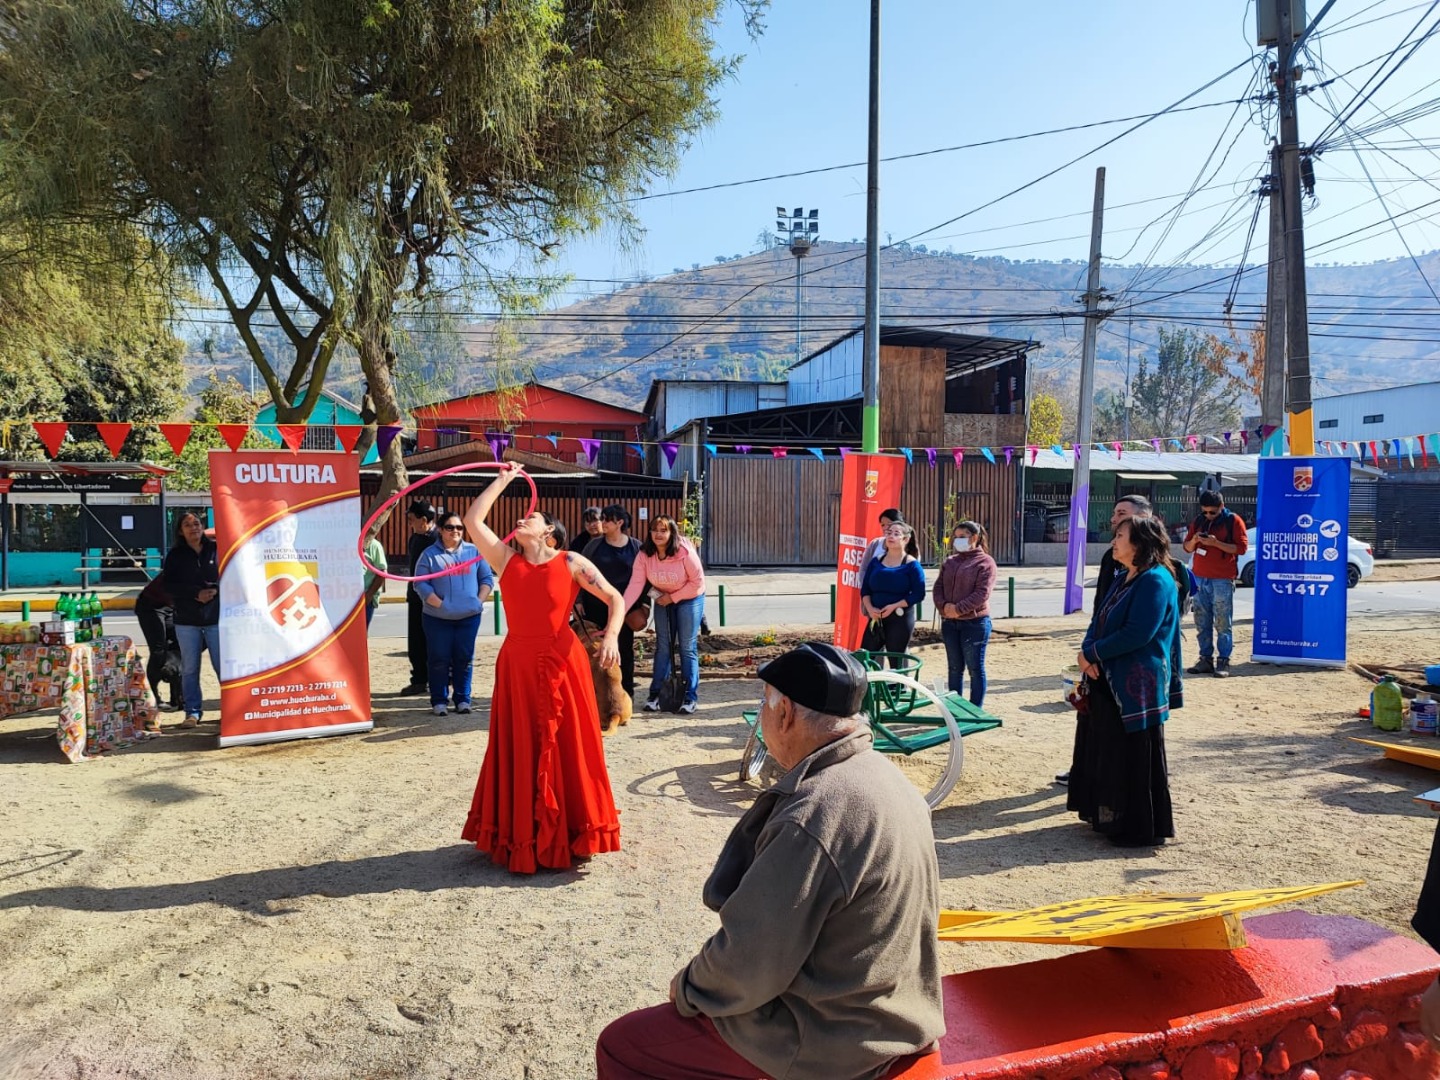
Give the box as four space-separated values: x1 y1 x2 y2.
357 462 538 584
866 670 965 810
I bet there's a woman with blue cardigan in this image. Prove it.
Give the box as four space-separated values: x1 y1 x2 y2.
860 520 927 667
1067 514 1182 847
415 510 495 716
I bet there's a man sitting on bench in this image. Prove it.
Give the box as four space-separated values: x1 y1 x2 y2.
596 642 944 1080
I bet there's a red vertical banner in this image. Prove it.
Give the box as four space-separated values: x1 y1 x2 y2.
210 450 372 747
833 453 906 651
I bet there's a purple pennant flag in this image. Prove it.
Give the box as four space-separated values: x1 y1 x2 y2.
486 431 509 460
1002 446 1014 465
1222 431 1232 445
838 447 852 458
376 424 403 459
1150 438 1161 453
736 444 752 454
660 441 680 467
924 447 937 468
578 437 600 465
807 447 825 461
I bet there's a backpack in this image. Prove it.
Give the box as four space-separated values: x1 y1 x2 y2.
656 628 687 713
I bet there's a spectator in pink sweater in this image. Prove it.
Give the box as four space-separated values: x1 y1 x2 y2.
622 516 706 714
931 520 997 706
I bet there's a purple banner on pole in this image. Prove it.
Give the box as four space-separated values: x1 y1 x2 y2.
1063 482 1090 613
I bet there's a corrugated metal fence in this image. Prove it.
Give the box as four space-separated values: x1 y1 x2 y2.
705 456 1019 566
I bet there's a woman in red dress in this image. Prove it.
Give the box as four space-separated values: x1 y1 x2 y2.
460 463 627 873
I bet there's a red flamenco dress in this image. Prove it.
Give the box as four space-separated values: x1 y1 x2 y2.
462 554 621 873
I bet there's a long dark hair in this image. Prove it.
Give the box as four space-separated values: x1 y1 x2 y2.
541 512 568 551
883 521 921 560
174 512 204 544
643 515 682 558
954 519 987 554
1119 515 1174 575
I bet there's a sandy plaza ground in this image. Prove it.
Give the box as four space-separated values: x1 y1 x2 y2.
4 598 1440 1078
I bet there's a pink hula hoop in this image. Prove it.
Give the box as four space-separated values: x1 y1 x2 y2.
357 462 539 583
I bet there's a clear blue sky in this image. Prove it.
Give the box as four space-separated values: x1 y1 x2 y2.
544 0 1440 303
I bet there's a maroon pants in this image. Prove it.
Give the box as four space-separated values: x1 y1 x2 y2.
596 1004 769 1080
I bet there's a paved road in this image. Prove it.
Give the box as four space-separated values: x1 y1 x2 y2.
95 576 1440 642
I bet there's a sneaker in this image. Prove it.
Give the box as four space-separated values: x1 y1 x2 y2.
1214 658 1231 678
179 715 200 729
455 701 472 714
400 682 428 696
1054 772 1069 786
679 700 698 714
643 697 661 712
1187 657 1215 675
432 704 448 716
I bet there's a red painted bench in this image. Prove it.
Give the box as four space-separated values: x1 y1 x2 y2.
886 911 1440 1080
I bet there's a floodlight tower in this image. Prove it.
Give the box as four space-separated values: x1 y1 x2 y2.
776 206 819 365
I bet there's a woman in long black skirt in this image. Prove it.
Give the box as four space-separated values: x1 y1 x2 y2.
1066 515 1181 847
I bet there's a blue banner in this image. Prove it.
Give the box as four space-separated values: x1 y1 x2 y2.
1251 456 1350 667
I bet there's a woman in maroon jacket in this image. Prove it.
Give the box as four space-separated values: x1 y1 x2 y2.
931 520 997 706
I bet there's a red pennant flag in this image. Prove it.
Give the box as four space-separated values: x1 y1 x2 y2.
771 447 788 458
33 422 68 457
159 423 193 456
94 423 132 458
1368 440 1380 463
334 425 364 453
277 424 306 453
217 423 249 452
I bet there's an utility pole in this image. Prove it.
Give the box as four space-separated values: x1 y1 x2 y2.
861 0 881 454
1261 142 1287 456
1275 0 1315 454
1064 167 1107 615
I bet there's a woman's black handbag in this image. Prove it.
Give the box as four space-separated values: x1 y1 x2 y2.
657 619 687 713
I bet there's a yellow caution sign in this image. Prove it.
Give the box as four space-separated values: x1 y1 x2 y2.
939 881 1362 951
1350 737 1440 772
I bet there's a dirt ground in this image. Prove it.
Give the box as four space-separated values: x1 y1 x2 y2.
4 611 1440 1080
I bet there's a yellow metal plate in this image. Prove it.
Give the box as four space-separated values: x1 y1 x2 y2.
1350 737 1440 771
937 881 1361 948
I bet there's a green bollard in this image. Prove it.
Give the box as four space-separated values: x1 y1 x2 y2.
915 600 922 621
21 601 30 621
829 583 836 622
1008 576 1016 619
718 584 726 627
493 590 504 635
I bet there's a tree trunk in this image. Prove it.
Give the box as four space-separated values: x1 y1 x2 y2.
355 287 409 521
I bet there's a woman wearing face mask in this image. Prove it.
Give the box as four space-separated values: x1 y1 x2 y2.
932 520 997 706
859 520 926 666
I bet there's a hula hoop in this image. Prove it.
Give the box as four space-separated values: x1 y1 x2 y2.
357 462 539 584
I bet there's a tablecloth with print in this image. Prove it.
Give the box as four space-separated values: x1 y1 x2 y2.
0 636 157 762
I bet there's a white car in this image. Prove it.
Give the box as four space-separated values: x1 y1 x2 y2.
1235 536 1374 589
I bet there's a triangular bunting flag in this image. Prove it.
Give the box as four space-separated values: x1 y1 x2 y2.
1112 441 1123 459
1187 435 1198 450
1369 440 1380 463
736 444 752 454
376 424 403 459
1150 438 1162 453
33 422 68 457
838 447 852 458
95 423 131 458
900 447 913 464
703 443 718 457
627 442 646 458
579 438 600 465
217 424 249 452
661 442 680 467
334 425 364 453
542 434 559 448
1239 431 1249 449
486 432 507 460
1050 444 1064 457
1002 447 1014 465
1222 431 1232 445
980 447 996 464
771 447 788 458
1027 446 1038 465
277 424 306 453
1405 437 1416 468
951 448 964 467
159 423 193 457
807 447 825 461
924 448 937 468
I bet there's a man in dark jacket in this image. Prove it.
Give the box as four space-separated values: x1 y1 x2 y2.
597 643 945 1080
400 501 437 695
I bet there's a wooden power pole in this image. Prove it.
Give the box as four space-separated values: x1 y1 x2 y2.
1261 142 1287 456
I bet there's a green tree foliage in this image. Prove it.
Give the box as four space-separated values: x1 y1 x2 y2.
1125 328 1242 441
0 225 185 460
0 0 752 504
167 375 264 492
1026 393 1065 447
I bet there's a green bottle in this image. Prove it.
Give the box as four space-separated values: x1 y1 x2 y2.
1371 676 1404 733
91 593 104 639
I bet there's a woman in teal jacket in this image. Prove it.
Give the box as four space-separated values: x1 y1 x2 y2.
1067 514 1182 847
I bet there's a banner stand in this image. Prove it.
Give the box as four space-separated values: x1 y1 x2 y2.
1250 456 1349 669
210 451 373 747
833 454 906 652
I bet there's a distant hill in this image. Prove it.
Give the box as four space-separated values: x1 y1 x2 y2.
182 241 1440 411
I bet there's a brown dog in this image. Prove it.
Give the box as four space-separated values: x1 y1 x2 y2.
573 618 631 734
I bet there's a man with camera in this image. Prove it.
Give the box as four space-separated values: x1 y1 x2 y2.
1182 490 1248 678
